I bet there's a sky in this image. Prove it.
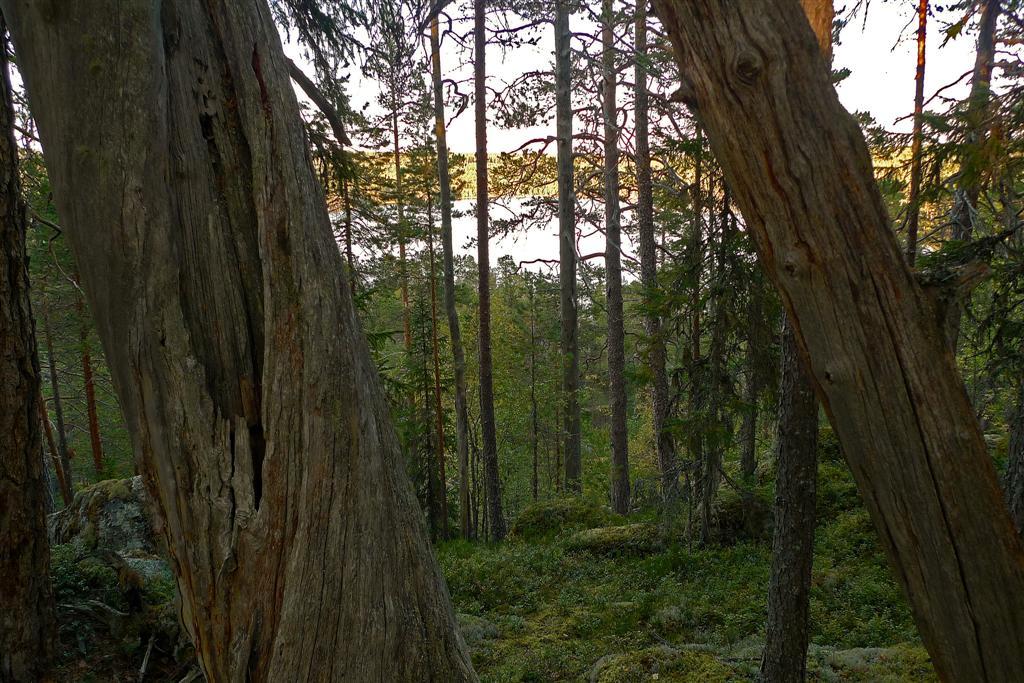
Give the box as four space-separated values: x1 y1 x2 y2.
288 1 983 270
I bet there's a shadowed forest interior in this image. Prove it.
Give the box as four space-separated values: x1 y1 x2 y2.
4 0 1024 681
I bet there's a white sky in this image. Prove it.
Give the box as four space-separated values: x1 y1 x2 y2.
289 1 982 270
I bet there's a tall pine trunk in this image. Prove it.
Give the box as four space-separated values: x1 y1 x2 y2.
6 1 476 679
0 31 55 681
76 286 104 473
430 18 472 538
603 0 630 515
635 1 679 504
427 201 450 539
654 1 1024 678
475 0 506 540
555 0 582 493
905 0 928 266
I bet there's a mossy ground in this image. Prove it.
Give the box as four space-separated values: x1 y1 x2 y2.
439 445 931 682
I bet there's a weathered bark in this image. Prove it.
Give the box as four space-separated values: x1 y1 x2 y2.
474 0 506 541
555 0 582 493
761 5 828 677
7 0 476 679
427 202 450 539
42 299 72 498
636 1 679 505
761 319 819 682
654 1 1024 679
1005 378 1024 534
905 0 928 266
77 286 105 473
603 0 630 515
431 18 472 539
0 29 55 680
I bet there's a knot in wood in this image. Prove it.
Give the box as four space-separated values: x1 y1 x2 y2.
733 50 763 85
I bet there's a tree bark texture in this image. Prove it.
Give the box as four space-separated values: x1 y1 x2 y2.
555 0 582 493
603 0 630 515
0 29 55 681
1005 378 1024 534
6 1 476 679
636 0 679 505
761 318 819 682
475 0 506 540
653 1 1024 679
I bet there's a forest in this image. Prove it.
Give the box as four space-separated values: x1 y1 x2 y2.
3 0 1024 680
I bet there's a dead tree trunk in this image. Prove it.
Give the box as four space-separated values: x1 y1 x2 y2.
603 0 631 515
654 1 1024 679
6 1 476 679
555 0 582 493
0 30 55 681
431 17 472 540
474 0 506 540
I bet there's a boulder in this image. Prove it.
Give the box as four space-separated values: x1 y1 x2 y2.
565 523 663 557
49 476 159 555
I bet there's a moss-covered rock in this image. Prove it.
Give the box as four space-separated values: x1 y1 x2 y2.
588 645 736 682
565 523 663 557
49 476 158 555
509 497 612 541
713 486 773 544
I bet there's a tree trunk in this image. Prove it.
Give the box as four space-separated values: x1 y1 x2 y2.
603 0 630 515
474 0 506 541
761 319 819 682
1005 378 1024 534
431 18 472 539
761 4 828 676
42 299 72 497
905 0 928 266
654 1 1024 679
427 200 450 539
39 391 71 506
948 0 1000 349
77 286 105 473
739 286 763 482
636 0 679 505
529 282 539 502
393 109 412 355
555 0 582 493
7 1 476 679
0 30 55 680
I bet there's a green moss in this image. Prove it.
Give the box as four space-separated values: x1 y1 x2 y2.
509 498 613 541
565 524 663 557
592 646 738 682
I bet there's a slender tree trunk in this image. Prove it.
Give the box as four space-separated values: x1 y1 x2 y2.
39 392 71 506
655 1 1024 679
636 1 679 505
529 282 539 502
7 1 476 679
77 286 104 473
431 18 472 539
686 130 704 521
555 0 582 493
427 200 450 539
740 286 763 481
393 109 412 355
761 5 829 676
603 0 630 515
0 31 55 680
1005 378 1024 534
761 319 819 682
905 0 928 266
343 176 355 284
475 0 506 541
948 0 1000 349
42 299 72 497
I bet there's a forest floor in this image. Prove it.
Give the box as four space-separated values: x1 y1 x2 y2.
48 434 935 682
439 441 934 681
